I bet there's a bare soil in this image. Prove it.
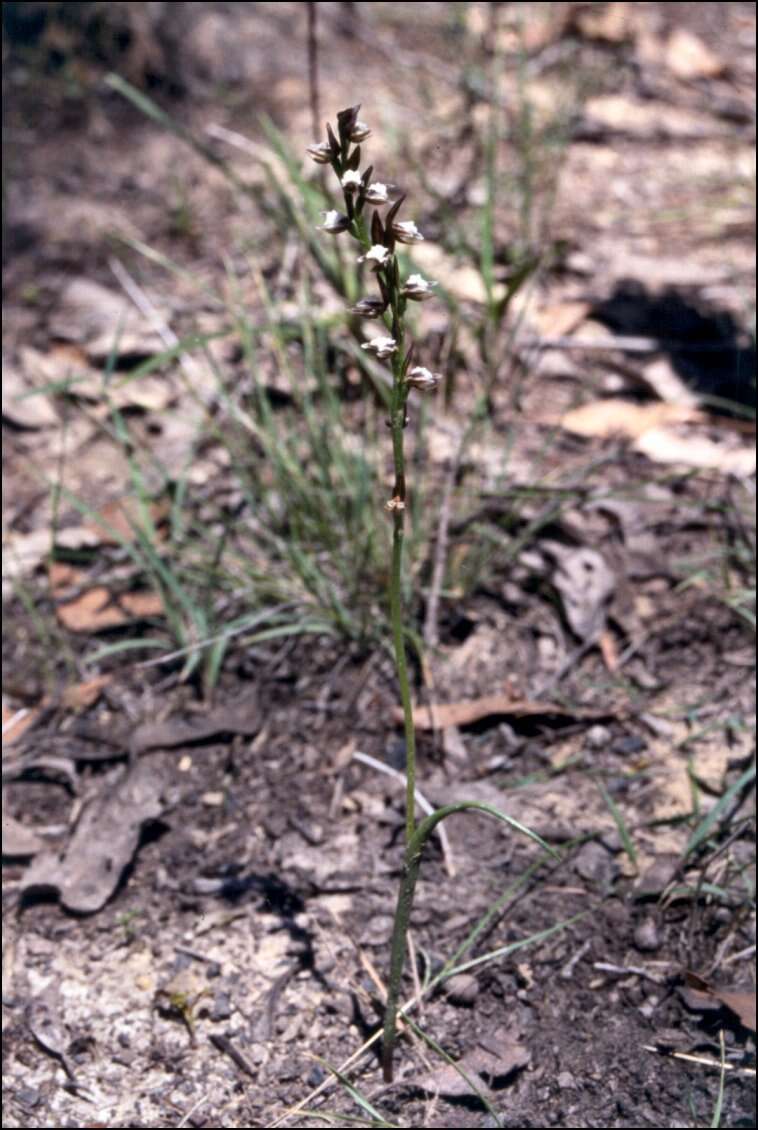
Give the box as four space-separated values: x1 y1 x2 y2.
2 4 755 1128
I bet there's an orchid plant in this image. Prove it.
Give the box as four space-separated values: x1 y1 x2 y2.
308 104 550 1084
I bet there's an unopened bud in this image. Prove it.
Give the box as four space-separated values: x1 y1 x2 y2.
392 220 425 245
307 142 333 164
406 366 441 391
350 297 388 318
401 273 437 301
350 120 372 142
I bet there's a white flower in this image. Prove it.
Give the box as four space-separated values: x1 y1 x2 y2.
402 273 437 301
318 210 350 234
341 169 362 192
406 366 441 391
307 142 332 164
392 220 424 244
357 244 390 267
365 181 390 204
361 336 397 359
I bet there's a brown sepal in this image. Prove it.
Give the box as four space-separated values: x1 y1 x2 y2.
337 104 361 145
326 122 341 159
401 342 416 378
377 274 390 306
386 194 406 229
371 209 385 247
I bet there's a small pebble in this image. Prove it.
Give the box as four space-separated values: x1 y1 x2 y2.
444 973 478 1006
612 734 647 755
573 841 616 888
210 991 233 1021
634 854 679 897
634 917 660 952
16 1089 41 1109
586 724 611 750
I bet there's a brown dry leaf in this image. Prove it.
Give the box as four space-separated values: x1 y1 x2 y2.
48 277 165 361
410 242 505 306
20 342 97 397
665 28 726 80
561 399 756 474
2 353 60 428
3 529 105 598
599 629 620 672
573 2 636 43
56 586 164 632
640 357 700 407
561 399 702 440
635 426 756 476
685 973 756 1031
499 4 574 52
21 342 174 412
25 988 77 1079
3 753 78 793
533 300 591 338
60 674 113 710
543 542 616 643
129 696 260 757
2 703 40 746
3 673 111 757
394 695 598 731
48 560 86 597
415 1028 530 1096
85 496 169 546
583 95 712 139
570 319 619 346
2 808 46 856
20 759 168 913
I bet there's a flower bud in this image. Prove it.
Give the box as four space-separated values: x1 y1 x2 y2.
361 336 397 359
357 244 391 268
401 273 437 301
337 104 362 144
350 297 388 318
350 120 372 142
392 220 424 244
307 142 333 164
406 366 440 391
341 169 362 192
318 210 350 234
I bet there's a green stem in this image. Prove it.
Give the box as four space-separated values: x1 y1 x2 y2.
386 280 415 848
381 840 422 1083
381 802 554 1082
389 427 415 846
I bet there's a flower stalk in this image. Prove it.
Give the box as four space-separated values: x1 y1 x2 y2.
308 105 554 1088
311 102 440 1081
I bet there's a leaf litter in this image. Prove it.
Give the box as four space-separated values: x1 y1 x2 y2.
19 758 169 913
